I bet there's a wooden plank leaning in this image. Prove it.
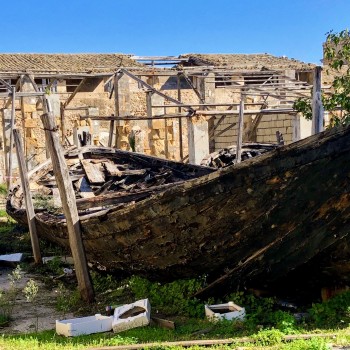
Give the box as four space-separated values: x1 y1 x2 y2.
40 112 95 303
13 129 42 265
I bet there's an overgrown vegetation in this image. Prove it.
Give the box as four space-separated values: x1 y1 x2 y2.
294 29 350 125
128 276 206 317
309 290 350 328
0 234 348 348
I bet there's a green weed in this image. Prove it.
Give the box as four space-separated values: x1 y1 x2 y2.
309 290 350 328
0 266 23 325
129 276 205 317
55 283 81 317
252 328 284 346
0 183 7 195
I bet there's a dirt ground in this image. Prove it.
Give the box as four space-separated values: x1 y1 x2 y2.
0 266 73 334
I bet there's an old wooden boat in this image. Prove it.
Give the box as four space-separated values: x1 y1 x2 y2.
6 124 350 289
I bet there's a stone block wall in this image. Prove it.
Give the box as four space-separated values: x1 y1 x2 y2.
0 72 306 182
214 113 294 150
256 114 294 144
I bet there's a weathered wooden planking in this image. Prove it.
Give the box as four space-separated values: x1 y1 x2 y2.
76 181 183 210
13 129 42 264
103 161 122 177
81 159 105 183
38 174 84 186
103 161 146 177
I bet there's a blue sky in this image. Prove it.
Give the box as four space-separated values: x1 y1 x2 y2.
2 0 349 64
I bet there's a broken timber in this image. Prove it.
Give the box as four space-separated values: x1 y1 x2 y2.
13 129 42 264
40 112 94 303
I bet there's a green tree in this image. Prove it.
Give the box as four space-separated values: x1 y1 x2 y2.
294 29 350 125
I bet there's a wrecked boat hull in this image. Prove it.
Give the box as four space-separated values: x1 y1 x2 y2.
7 125 350 287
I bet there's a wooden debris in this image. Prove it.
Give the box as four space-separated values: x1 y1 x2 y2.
103 161 122 177
81 159 105 184
93 179 114 196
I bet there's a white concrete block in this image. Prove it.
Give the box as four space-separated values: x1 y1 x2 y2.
112 298 151 333
56 314 113 337
205 302 245 322
0 253 23 263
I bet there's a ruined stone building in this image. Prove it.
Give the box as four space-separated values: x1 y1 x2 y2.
0 53 316 183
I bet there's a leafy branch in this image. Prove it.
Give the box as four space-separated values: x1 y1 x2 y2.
294 29 350 126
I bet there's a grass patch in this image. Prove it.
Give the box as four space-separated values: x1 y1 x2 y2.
0 183 6 196
0 223 32 254
0 328 349 350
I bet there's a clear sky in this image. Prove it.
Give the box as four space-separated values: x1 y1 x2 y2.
2 0 349 64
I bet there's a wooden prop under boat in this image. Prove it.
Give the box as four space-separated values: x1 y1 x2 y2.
6 125 350 289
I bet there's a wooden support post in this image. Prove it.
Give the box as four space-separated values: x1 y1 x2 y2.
177 74 184 160
113 72 123 147
7 87 16 189
146 91 153 118
164 109 168 157
40 112 95 303
64 78 87 108
13 129 42 264
4 79 19 109
235 99 244 164
60 102 65 143
2 109 10 185
312 66 324 134
108 116 115 147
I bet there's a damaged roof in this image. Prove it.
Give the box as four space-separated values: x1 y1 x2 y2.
0 53 143 74
180 53 315 71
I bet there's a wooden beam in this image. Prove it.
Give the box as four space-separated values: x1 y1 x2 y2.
77 107 295 121
4 78 20 109
146 91 153 118
13 129 42 264
25 74 40 92
180 71 208 109
131 55 189 61
151 102 263 108
164 114 168 157
235 99 244 164
7 87 16 189
177 74 184 160
0 91 46 98
0 78 11 90
40 111 94 303
119 68 194 112
108 117 115 147
64 78 87 108
312 66 324 134
87 332 345 350
60 102 65 143
76 182 179 210
113 72 123 147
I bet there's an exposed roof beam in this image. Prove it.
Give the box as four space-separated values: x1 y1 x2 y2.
63 78 87 108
